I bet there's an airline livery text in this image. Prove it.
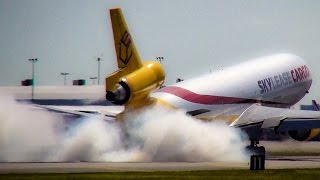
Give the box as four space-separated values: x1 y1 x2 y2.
258 65 310 94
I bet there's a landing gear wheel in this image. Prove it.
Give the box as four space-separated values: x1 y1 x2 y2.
246 140 265 170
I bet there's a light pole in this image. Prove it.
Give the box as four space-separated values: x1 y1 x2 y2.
60 72 70 86
29 58 38 100
90 77 97 85
97 57 102 85
156 57 165 88
156 56 164 64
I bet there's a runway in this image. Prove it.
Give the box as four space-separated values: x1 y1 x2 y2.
1 156 320 174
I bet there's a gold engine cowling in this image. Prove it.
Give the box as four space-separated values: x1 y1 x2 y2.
106 61 165 107
288 128 320 141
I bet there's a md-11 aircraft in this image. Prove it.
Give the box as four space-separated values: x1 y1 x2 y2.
43 8 320 158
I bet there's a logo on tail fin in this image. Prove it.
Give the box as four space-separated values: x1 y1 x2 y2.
119 31 133 65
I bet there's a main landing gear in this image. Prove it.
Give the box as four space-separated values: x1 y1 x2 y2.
246 139 265 170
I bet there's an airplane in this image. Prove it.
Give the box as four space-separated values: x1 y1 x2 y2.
43 8 320 159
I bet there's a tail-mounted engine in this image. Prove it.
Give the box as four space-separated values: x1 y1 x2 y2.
106 61 165 106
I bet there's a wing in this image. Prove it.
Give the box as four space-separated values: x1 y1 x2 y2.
193 103 320 139
230 104 320 129
229 104 320 139
35 105 124 120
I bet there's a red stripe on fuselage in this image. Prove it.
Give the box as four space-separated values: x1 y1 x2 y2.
157 86 283 105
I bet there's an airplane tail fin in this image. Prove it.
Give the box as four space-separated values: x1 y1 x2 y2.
105 8 165 110
110 8 142 70
312 100 320 111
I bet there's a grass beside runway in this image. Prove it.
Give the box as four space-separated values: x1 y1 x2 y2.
1 169 320 180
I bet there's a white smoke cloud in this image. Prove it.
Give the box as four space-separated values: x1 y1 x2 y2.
0 94 64 162
121 107 248 162
0 94 248 162
53 118 124 162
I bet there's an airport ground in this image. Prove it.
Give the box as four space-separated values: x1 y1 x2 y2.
1 141 320 179
1 156 320 173
0 168 320 180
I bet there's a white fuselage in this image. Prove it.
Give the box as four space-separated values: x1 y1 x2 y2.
152 54 312 112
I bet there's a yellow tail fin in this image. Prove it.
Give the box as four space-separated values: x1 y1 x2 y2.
106 8 165 110
106 8 144 93
110 8 142 70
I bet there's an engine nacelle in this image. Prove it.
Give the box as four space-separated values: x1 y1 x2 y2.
106 61 165 105
288 128 320 141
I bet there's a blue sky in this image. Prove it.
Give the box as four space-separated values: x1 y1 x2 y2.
0 0 320 104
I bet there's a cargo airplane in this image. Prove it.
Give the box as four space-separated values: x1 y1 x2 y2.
44 8 320 157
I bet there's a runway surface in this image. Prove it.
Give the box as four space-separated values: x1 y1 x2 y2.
1 156 320 174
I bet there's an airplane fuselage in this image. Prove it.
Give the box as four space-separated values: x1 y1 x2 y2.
153 54 312 113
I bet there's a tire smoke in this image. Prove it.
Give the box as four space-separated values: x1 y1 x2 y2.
0 94 64 162
120 107 248 162
0 95 248 162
